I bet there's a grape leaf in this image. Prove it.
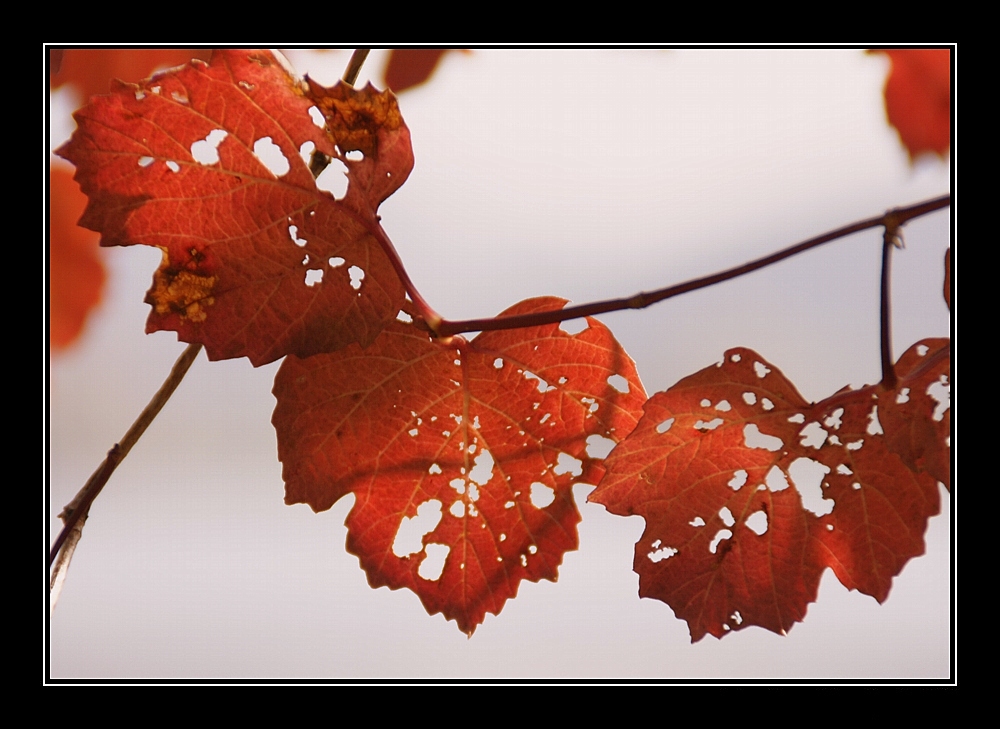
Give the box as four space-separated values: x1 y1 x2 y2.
880 339 951 490
590 348 940 642
383 49 463 92
873 49 950 161
56 50 409 365
272 297 647 634
49 164 105 350
50 48 213 101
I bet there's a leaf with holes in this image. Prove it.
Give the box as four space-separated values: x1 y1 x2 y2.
272 297 646 634
50 48 213 101
57 49 409 365
880 339 951 490
590 348 940 642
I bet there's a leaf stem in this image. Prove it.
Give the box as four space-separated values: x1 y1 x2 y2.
342 49 371 87
49 344 203 574
432 194 951 337
880 221 899 389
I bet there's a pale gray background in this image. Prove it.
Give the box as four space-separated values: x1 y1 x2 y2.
48 48 952 679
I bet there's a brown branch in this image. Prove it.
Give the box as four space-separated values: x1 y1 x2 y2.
430 194 951 337
49 343 203 569
342 49 370 86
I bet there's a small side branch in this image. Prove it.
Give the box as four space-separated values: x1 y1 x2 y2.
432 194 950 337
49 344 203 584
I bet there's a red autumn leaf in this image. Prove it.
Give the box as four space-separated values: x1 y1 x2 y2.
880 339 951 490
49 164 106 350
50 48 213 101
872 49 951 161
272 297 647 634
944 248 951 310
57 50 409 365
590 348 940 642
383 49 462 93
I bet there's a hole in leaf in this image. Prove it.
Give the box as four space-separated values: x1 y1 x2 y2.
397 311 413 323
166 160 180 173
346 149 364 161
523 371 554 392
428 463 442 474
718 507 735 527
607 374 630 393
304 269 324 287
700 399 712 407
530 482 555 508
315 157 349 197
836 464 853 475
917 344 929 356
348 265 365 290
867 405 884 435
392 500 442 558
553 453 583 477
418 543 449 581
656 418 675 434
765 466 790 492
709 529 733 554
559 318 589 335
728 470 748 491
252 136 290 177
715 400 732 412
761 398 774 411
329 257 345 267
731 354 741 362
493 357 504 369
927 377 950 421
846 439 864 451
585 434 615 459
799 422 828 449
745 510 768 535
299 140 315 166
744 424 783 451
824 408 844 430
469 449 495 486
689 516 706 527
694 418 724 431
450 501 465 518
308 106 325 127
288 223 308 247
754 361 771 378
137 156 154 167
190 129 228 165
450 478 465 495
788 457 835 516
742 392 757 406
648 545 678 562
896 387 910 404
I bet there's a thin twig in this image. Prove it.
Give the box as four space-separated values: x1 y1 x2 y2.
880 226 899 389
342 49 370 86
431 194 951 337
49 343 203 572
